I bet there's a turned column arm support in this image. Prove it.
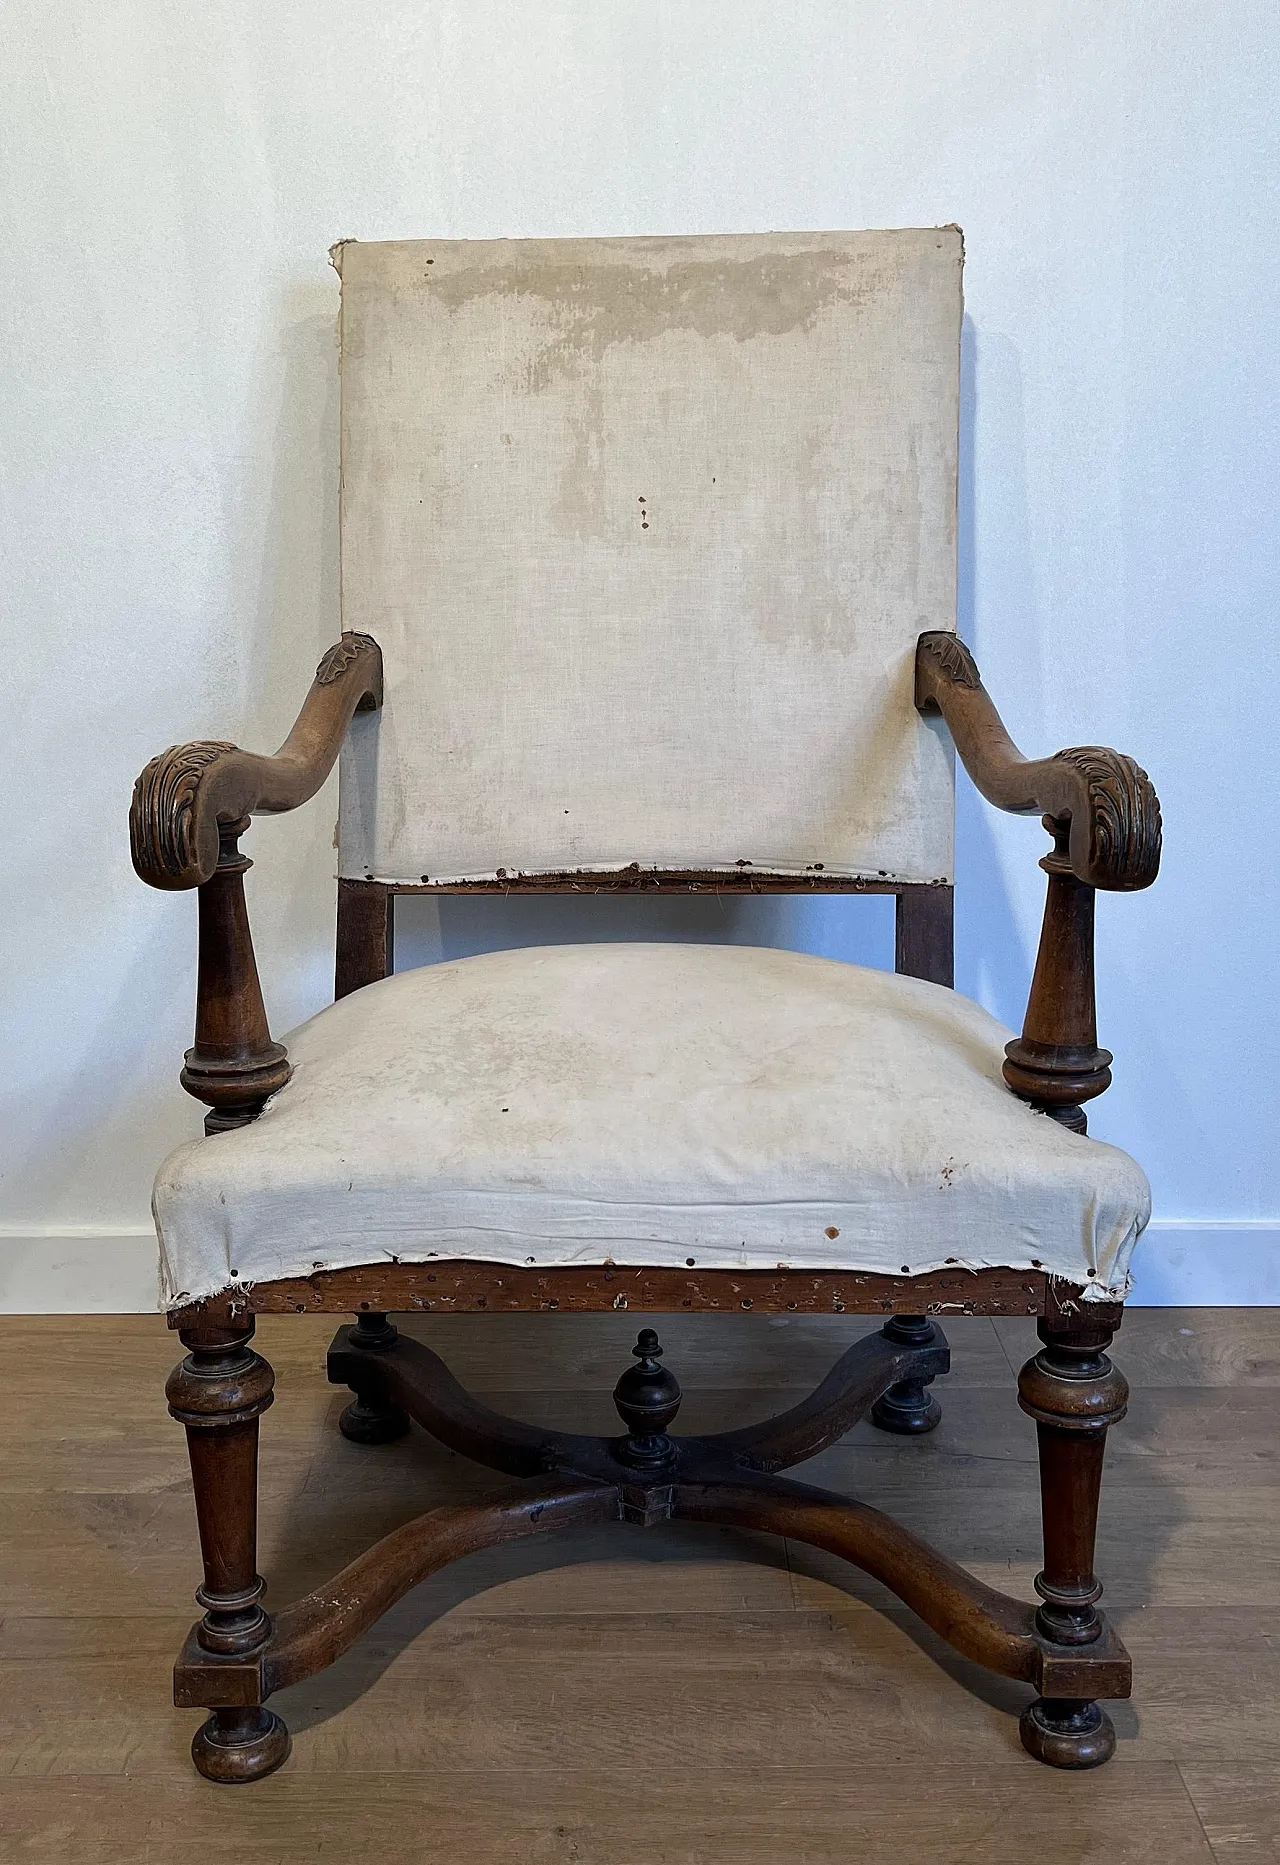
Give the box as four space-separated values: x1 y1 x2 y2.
129 632 382 892
915 632 1162 1128
129 633 382 1127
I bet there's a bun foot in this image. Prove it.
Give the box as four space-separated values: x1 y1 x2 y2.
870 1380 942 1434
340 1396 411 1443
192 1707 290 1784
1019 1698 1116 1769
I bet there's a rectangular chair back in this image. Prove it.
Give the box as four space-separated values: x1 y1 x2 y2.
336 229 962 890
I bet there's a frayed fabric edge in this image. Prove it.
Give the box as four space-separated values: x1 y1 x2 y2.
161 1249 1131 1314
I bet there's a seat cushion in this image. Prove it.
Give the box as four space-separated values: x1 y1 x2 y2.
154 943 1150 1308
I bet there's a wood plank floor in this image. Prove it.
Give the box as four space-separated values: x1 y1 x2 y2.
0 1308 1276 1862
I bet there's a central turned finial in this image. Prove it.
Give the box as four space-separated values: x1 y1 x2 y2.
613 1328 682 1467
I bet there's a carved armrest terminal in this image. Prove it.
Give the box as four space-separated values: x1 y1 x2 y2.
130 634 382 1130
916 632 1161 1131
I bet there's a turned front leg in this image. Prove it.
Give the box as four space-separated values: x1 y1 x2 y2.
1016 1315 1129 1767
167 1319 290 1783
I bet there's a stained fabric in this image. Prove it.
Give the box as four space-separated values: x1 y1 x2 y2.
335 230 962 887
154 944 1149 1308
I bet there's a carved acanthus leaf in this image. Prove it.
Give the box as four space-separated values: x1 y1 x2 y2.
1055 745 1162 890
130 741 237 885
316 632 378 685
918 633 982 690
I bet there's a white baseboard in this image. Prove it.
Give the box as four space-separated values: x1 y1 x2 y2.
1124 1220 1280 1306
0 1228 160 1313
0 1219 1275 1313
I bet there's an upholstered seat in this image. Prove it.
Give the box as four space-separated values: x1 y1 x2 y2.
154 942 1149 1307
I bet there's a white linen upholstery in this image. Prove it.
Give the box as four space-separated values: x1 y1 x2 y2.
154 945 1149 1308
335 230 962 888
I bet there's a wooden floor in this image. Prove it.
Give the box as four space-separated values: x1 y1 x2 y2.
0 1309 1276 1862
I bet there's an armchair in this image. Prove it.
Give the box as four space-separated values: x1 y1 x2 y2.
131 229 1160 1784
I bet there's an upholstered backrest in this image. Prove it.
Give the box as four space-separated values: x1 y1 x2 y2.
336 230 962 886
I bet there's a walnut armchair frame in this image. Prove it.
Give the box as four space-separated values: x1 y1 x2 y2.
131 627 1160 1782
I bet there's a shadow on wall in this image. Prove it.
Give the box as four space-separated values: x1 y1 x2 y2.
248 290 343 748
243 291 349 1041
395 887 897 973
953 314 1035 1029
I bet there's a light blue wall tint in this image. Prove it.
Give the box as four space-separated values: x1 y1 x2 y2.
394 891 895 974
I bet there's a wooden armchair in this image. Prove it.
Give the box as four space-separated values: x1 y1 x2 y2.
131 230 1160 1784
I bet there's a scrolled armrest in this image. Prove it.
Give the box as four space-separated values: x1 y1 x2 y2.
916 630 1161 1135
131 632 382 1131
131 632 382 890
915 633 1161 891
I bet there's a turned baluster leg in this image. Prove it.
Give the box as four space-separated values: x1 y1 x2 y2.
335 1311 411 1443
870 1315 944 1434
167 1320 290 1783
1016 1316 1129 1768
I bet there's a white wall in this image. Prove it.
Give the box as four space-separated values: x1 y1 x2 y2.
2 1 1277 1310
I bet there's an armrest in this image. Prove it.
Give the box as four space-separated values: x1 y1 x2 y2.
130 633 382 1131
915 631 1161 1134
130 632 382 891
914 633 1160 891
